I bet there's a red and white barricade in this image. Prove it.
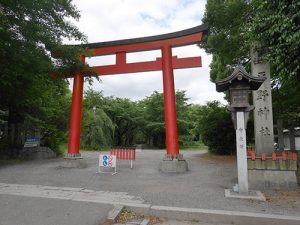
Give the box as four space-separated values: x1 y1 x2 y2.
110 148 136 169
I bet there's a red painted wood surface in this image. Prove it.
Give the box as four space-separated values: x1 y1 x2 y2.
162 45 179 157
110 148 136 160
247 147 298 161
91 56 201 76
92 33 203 56
67 56 85 156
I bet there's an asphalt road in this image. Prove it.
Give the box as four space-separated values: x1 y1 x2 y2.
0 149 299 225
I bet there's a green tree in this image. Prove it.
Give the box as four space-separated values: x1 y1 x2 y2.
200 0 251 81
250 0 300 82
82 89 143 148
196 101 236 155
141 91 166 147
0 0 85 99
140 90 192 148
201 0 300 122
272 79 300 121
104 97 142 147
33 79 71 152
188 104 205 141
81 107 115 150
0 0 85 154
81 89 115 149
250 0 300 122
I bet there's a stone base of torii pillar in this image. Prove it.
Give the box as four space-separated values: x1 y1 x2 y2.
159 154 188 173
60 153 87 168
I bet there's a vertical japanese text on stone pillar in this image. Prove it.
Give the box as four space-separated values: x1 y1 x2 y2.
251 48 274 155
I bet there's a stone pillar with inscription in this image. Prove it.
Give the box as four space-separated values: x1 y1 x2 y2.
251 48 274 156
249 48 298 190
236 111 248 193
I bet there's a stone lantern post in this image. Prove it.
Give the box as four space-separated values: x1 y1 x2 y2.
216 66 265 194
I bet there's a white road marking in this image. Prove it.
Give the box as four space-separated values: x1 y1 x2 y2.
0 182 144 205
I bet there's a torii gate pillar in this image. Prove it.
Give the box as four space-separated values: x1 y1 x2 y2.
62 56 87 168
67 72 84 158
162 45 179 157
159 45 188 172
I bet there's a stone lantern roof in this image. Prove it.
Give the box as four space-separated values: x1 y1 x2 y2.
215 65 266 92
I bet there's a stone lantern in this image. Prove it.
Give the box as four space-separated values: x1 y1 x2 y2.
216 65 265 194
217 65 266 129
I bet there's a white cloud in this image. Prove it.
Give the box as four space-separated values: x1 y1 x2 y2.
68 0 226 105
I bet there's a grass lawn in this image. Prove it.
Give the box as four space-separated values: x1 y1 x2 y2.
0 159 23 166
180 141 208 150
58 143 111 155
59 141 208 152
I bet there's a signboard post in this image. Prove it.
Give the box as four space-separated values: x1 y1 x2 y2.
24 137 40 148
98 154 117 175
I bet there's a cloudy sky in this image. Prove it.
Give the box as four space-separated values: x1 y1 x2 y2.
69 0 226 105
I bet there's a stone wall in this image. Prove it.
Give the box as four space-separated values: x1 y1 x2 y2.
19 146 56 160
247 149 298 190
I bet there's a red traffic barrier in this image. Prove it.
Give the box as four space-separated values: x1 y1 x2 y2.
272 152 277 160
110 148 136 169
251 151 256 160
282 151 287 160
261 152 266 161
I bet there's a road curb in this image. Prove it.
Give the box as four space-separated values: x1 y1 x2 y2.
126 203 300 225
107 205 124 222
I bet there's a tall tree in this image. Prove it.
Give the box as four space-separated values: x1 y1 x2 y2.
77 89 237 153
250 0 300 82
0 0 85 152
81 89 115 149
251 0 300 121
141 90 192 148
0 0 85 100
195 101 236 155
201 0 300 121
141 91 166 147
82 89 143 148
104 97 142 147
200 0 251 81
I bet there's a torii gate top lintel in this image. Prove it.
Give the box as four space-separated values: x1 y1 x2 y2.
82 23 208 55
75 23 208 76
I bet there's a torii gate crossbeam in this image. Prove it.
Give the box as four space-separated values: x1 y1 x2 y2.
65 24 208 166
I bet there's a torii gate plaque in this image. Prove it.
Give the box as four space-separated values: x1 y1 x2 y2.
62 24 208 171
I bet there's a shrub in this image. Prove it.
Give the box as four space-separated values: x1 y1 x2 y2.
199 102 236 155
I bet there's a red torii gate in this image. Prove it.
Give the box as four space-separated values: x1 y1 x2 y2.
66 24 208 165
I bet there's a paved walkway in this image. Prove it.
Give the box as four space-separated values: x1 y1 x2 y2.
0 149 299 225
